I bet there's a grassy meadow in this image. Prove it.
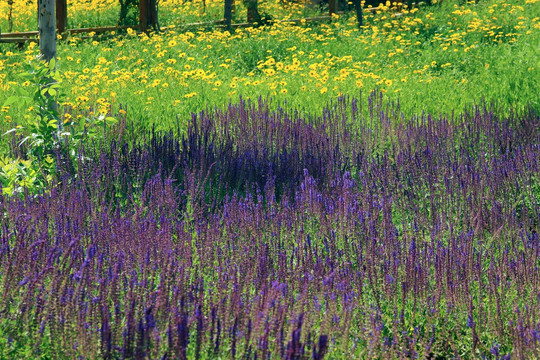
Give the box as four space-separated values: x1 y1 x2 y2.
1 0 538 133
0 0 539 359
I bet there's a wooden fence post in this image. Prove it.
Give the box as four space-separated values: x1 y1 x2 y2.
56 0 67 35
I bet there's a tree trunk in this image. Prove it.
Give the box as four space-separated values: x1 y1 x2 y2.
139 0 159 31
38 0 58 121
244 0 261 24
139 0 148 30
56 0 67 35
149 0 159 30
329 0 337 15
224 0 233 29
7 0 14 32
38 0 56 63
353 0 362 28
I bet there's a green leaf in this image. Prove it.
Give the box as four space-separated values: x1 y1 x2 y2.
18 72 33 81
105 116 118 125
2 186 14 197
48 58 56 71
47 119 58 129
51 71 61 81
18 136 31 147
3 128 20 136
2 96 20 107
14 87 29 97
37 67 48 77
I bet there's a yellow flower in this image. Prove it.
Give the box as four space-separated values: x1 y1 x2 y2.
63 113 72 124
280 88 288 94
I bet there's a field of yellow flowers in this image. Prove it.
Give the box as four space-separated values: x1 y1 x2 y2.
1 0 539 138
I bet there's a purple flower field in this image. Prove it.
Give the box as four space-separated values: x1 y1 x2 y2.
1 93 539 359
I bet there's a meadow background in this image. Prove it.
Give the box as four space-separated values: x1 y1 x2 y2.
0 0 539 358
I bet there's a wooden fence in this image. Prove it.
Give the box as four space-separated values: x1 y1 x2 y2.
0 0 402 45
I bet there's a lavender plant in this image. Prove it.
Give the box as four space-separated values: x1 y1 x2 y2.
0 93 538 359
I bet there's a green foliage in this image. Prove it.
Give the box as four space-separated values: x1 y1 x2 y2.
4 58 63 159
0 155 54 196
1 58 117 196
118 0 140 26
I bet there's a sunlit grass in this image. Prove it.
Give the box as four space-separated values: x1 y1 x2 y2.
0 0 538 141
